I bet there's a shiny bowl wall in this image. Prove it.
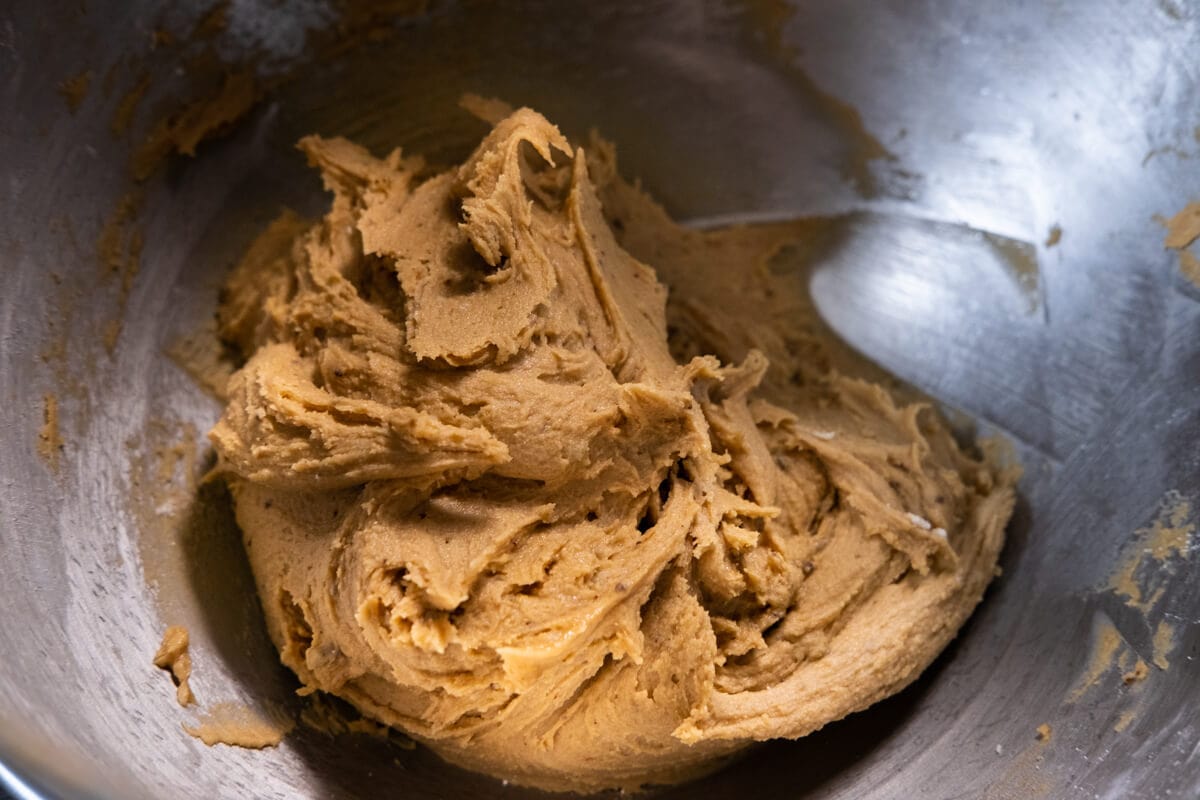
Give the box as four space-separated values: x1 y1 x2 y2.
2 1 1199 798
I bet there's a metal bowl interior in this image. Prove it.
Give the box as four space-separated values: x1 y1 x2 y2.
1 1 1198 798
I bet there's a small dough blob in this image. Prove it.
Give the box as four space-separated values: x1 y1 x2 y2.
153 625 195 707
209 108 1015 793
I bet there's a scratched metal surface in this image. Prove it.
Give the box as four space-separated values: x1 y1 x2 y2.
1 1 1198 798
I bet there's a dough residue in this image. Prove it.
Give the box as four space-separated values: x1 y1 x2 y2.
153 625 196 707
1067 609 1166 734
1162 200 1200 289
1114 707 1138 733
132 70 260 181
1151 619 1175 670
1180 250 1200 289
1163 201 1200 250
1122 658 1149 686
37 393 63 471
1107 490 1194 614
96 188 145 354
183 701 294 748
58 70 92 113
1067 614 1125 703
111 73 151 137
207 107 1015 792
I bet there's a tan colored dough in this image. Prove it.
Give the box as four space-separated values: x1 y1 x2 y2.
209 107 1015 793
183 701 294 749
153 625 195 707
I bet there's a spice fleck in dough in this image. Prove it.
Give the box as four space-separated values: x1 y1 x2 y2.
208 108 1016 792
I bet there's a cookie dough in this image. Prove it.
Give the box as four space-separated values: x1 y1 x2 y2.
209 107 1015 792
153 625 195 707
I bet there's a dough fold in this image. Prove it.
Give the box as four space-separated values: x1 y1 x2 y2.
210 108 1014 793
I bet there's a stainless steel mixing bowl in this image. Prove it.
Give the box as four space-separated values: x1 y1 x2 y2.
2 1 1198 798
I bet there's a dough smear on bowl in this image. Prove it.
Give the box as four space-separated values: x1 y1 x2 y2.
208 107 1016 793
